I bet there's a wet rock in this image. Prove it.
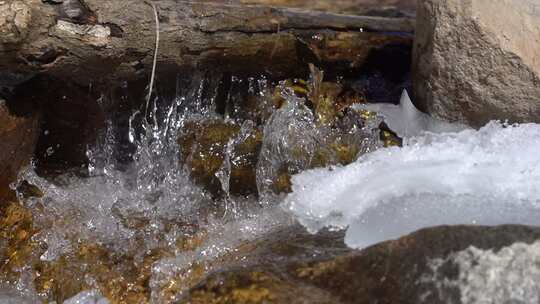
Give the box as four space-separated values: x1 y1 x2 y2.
0 217 347 303
0 201 165 303
178 120 239 197
257 77 382 199
180 225 540 304
153 224 350 303
219 225 350 266
227 124 264 196
11 75 104 175
179 120 264 197
0 201 41 296
378 122 402 147
33 242 152 303
0 99 39 201
308 64 341 127
413 0 540 127
177 75 377 199
184 270 339 304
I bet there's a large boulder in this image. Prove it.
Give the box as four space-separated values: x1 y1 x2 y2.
413 0 540 128
180 225 540 304
0 98 39 201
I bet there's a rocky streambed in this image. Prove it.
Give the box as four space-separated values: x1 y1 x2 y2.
1 0 540 304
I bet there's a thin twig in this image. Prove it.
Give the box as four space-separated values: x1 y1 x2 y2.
146 1 160 120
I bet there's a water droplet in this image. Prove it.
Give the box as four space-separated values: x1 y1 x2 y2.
46 147 54 156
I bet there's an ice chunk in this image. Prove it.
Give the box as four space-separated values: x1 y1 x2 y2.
424 241 540 304
353 90 468 138
63 290 109 304
284 122 540 249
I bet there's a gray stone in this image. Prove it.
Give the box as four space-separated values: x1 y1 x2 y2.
413 0 540 128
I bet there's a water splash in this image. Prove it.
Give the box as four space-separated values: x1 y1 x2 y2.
257 87 382 203
4 71 387 302
149 206 293 302
18 91 209 261
256 90 320 202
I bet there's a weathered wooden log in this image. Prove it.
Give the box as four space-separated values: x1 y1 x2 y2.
0 0 414 86
239 0 416 17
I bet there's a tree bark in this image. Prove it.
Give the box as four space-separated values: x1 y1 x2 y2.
0 0 414 86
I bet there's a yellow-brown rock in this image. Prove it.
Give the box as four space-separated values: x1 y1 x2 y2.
178 120 264 197
229 128 263 196
180 225 540 304
178 120 240 196
0 100 39 201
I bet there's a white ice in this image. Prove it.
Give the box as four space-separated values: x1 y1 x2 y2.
284 121 540 249
63 290 109 304
353 90 468 138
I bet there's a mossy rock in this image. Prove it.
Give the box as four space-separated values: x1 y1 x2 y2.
178 120 263 197
379 122 402 147
261 79 380 197
178 120 240 196
271 79 309 109
178 74 381 198
0 202 38 276
229 128 263 196
32 241 162 303
160 225 350 303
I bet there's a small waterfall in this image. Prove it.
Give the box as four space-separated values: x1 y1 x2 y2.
6 71 383 302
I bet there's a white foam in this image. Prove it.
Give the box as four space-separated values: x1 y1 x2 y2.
284 122 540 249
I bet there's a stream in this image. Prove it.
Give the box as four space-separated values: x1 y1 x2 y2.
1 71 540 303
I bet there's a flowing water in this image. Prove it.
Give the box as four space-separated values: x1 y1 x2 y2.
2 72 540 303
1 74 381 303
